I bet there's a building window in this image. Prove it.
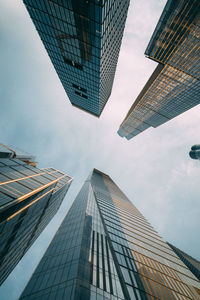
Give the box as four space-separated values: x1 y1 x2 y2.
75 91 88 99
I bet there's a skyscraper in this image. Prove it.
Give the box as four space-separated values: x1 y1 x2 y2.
118 0 200 140
20 169 200 299
189 145 200 160
22 0 130 117
167 243 200 281
0 143 72 285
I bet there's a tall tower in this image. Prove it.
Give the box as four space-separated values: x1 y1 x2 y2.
118 0 200 140
20 169 200 299
0 143 72 285
22 0 130 116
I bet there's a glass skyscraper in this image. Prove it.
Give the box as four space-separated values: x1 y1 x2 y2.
167 243 200 281
22 0 130 117
20 169 200 299
118 0 200 140
0 143 72 285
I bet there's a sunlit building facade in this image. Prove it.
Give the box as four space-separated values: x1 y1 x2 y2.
0 143 72 285
20 169 200 299
118 0 200 139
23 0 130 116
168 243 200 281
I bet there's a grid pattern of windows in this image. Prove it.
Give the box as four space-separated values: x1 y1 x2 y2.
20 174 125 300
145 0 200 79
23 0 130 116
91 170 200 299
168 243 200 281
118 0 200 140
0 145 72 285
118 63 200 139
20 181 90 299
20 169 200 299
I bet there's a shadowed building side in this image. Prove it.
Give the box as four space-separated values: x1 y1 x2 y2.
167 243 200 281
0 143 72 285
22 0 130 116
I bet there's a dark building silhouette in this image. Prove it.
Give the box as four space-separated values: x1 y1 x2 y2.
0 143 72 285
22 0 130 116
20 169 200 299
189 145 200 160
167 242 200 281
118 0 200 139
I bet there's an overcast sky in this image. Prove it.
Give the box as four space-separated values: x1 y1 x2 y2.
0 0 200 299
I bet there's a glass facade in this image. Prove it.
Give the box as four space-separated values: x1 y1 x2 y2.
0 143 72 285
167 243 200 281
145 0 200 75
22 0 130 117
20 169 200 299
118 0 200 140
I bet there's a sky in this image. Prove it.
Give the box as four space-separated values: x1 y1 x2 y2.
0 0 200 299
